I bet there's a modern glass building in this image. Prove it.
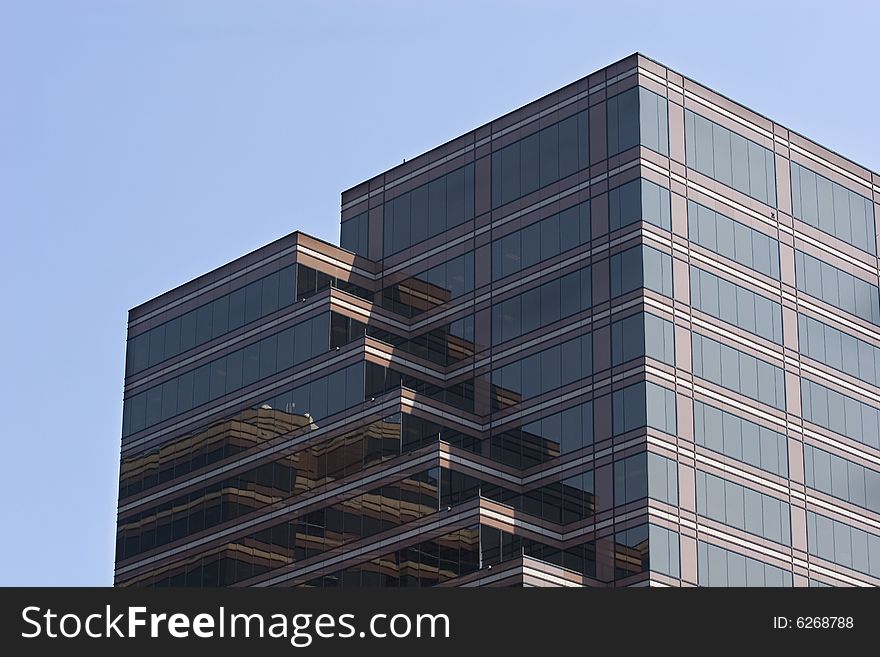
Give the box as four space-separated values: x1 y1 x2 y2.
115 54 880 587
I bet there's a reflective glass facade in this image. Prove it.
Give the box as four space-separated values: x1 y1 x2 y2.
117 54 880 589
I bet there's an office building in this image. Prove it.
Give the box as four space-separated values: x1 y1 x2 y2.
115 54 880 587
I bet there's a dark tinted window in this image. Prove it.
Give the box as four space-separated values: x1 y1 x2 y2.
492 111 589 208
687 200 780 278
807 511 880 579
607 86 669 157
698 541 792 586
692 333 786 411
610 245 673 298
801 378 880 450
125 266 296 376
612 381 676 436
611 312 675 366
693 401 788 477
690 266 782 343
491 267 591 345
123 313 331 437
609 178 671 232
697 470 791 545
340 212 370 258
791 162 875 254
491 200 591 281
685 110 776 206
795 250 880 326
491 333 592 409
798 313 880 388
383 164 475 257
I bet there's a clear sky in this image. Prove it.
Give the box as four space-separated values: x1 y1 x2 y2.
1 0 877 585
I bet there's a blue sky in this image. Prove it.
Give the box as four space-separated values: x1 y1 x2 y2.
1 0 877 585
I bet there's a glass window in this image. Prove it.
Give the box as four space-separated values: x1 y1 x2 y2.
559 114 582 178
192 363 210 408
194 303 212 345
685 109 776 206
805 444 880 514
560 337 581 385
227 286 246 331
698 541 792 587
540 345 562 392
649 525 680 578
325 367 347 417
614 452 648 505
242 342 260 386
410 185 429 244
606 87 639 155
540 279 561 326
491 265 592 346
795 250 880 326
612 381 676 436
560 202 586 248
383 164 475 256
124 392 146 435
559 401 593 454
610 245 673 298
807 511 880 579
691 266 782 343
697 470 791 545
210 296 229 340
614 524 650 579
643 246 673 297
340 211 369 258
611 245 639 297
124 266 302 378
208 359 225 400
491 203 590 280
491 333 591 409
540 214 560 261
539 123 560 187
612 312 644 365
609 178 671 232
128 332 149 374
122 313 333 436
427 175 447 238
712 123 732 186
225 349 243 393
497 143 520 208
157 378 176 423
609 179 642 231
692 333 786 410
730 132 750 196
802 378 880 451
259 333 277 379
648 453 678 506
689 111 710 177
260 272 279 318
276 327 294 372
520 133 540 196
613 382 644 436
175 371 193 413
641 178 671 230
492 110 589 209
179 311 198 352
147 325 165 368
646 381 677 434
518 287 539 336
243 280 262 325
791 162 876 254
494 232 516 280
381 252 474 318
639 88 669 156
